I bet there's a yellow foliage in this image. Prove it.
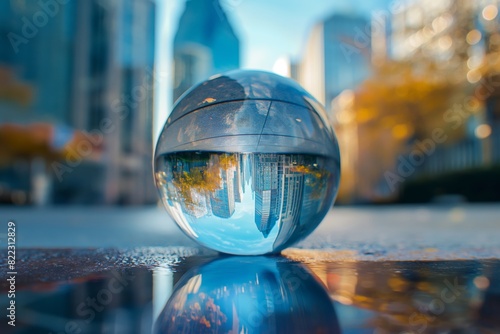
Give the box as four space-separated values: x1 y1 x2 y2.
336 59 470 201
354 60 461 141
0 123 62 165
219 154 236 169
290 164 331 199
0 123 102 166
0 66 34 106
391 124 412 139
170 153 237 211
172 167 221 210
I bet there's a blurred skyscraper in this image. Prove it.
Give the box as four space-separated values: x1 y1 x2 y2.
296 13 372 115
172 0 240 102
72 0 156 205
0 0 156 205
0 0 77 124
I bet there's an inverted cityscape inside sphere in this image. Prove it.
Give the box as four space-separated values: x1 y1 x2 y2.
154 70 341 255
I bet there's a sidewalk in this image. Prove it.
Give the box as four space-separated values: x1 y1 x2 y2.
1 204 499 260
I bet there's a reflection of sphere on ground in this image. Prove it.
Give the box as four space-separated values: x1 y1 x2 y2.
154 70 341 255
154 256 340 334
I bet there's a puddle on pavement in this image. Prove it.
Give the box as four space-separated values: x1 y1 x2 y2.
1 250 499 333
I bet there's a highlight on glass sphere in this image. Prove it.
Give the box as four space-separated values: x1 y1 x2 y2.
154 70 340 255
153 257 340 334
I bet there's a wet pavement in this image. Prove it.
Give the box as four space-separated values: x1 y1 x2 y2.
1 205 500 333
2 204 500 259
0 249 499 333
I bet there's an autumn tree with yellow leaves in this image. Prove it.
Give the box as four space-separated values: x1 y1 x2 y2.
336 59 470 202
354 60 464 142
171 154 237 212
0 66 102 166
290 164 331 199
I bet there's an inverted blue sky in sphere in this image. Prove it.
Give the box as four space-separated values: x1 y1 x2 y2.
189 174 280 254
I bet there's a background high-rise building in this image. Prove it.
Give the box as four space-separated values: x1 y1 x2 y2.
0 0 156 205
296 13 372 116
172 0 240 102
0 0 77 124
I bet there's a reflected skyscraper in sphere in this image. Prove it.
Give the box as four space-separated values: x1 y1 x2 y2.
210 154 236 218
172 0 240 102
253 154 281 238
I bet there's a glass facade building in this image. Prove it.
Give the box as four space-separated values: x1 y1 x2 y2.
0 0 156 205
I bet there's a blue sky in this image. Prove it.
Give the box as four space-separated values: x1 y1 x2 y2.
154 0 392 137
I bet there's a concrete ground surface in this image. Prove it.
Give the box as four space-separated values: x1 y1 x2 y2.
1 203 499 260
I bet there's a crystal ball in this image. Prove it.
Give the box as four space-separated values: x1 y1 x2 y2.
154 70 340 255
154 257 340 333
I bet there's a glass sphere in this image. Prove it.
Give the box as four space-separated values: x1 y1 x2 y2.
154 70 340 255
154 257 340 334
